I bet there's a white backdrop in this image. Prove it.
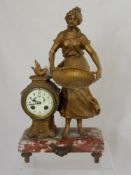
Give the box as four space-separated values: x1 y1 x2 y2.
0 0 131 175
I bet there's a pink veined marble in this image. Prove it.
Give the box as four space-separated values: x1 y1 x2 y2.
18 128 104 153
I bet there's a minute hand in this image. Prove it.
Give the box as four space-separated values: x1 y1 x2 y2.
32 99 41 104
28 103 38 105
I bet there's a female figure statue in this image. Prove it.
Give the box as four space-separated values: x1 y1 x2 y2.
49 7 102 136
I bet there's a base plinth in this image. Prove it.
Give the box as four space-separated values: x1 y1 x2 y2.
18 127 104 163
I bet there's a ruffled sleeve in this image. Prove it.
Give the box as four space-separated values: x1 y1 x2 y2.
53 31 64 47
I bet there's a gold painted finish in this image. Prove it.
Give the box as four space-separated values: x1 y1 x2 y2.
49 7 102 136
21 62 60 138
52 67 95 89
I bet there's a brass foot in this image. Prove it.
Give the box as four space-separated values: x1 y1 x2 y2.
91 152 102 163
21 152 32 163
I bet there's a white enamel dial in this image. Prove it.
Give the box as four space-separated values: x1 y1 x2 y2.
26 88 54 118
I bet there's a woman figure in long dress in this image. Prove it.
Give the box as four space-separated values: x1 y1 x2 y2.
49 7 102 136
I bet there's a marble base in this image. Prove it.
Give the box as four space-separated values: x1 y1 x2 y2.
18 127 104 163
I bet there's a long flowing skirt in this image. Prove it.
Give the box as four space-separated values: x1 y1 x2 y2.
58 55 100 119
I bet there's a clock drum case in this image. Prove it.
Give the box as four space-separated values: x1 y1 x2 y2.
21 72 60 139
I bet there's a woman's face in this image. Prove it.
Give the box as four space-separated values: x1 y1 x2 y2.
67 15 78 28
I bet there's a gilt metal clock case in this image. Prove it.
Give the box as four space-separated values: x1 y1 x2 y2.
21 75 59 120
21 74 60 138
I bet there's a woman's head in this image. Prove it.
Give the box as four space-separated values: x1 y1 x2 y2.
65 7 82 27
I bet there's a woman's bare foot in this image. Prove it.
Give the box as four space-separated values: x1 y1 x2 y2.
78 128 87 136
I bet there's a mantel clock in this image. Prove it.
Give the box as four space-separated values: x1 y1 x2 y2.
19 7 104 164
21 61 60 138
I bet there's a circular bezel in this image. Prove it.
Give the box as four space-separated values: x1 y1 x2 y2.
21 87 57 120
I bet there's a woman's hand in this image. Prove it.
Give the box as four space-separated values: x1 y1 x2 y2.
84 44 102 81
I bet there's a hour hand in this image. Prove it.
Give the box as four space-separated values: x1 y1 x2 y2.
32 98 41 104
32 98 38 103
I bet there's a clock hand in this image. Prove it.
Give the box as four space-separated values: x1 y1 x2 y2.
32 98 37 102
32 97 42 104
29 101 42 105
28 103 38 105
37 101 42 104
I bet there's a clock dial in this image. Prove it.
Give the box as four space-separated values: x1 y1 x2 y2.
25 88 54 118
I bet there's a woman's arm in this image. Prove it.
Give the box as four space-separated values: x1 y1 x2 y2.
48 32 63 73
84 44 102 80
49 43 59 70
